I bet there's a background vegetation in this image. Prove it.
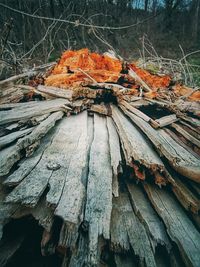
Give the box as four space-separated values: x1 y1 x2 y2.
0 0 200 82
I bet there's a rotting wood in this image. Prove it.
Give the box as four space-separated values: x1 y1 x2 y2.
111 105 164 172
54 111 88 224
90 104 109 116
37 85 73 100
120 105 200 183
155 114 179 128
0 99 70 126
129 68 152 92
84 114 113 266
113 193 157 267
0 127 33 150
144 183 200 267
171 123 200 148
0 111 64 176
4 114 68 207
106 117 122 197
127 182 171 252
170 176 200 214
110 197 130 252
47 112 87 212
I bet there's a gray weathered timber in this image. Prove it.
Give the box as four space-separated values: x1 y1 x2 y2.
111 105 164 171
127 182 171 252
144 183 200 267
171 123 200 148
37 85 73 100
113 193 157 267
155 114 179 128
0 111 63 176
84 114 113 266
4 114 68 207
3 127 57 187
110 197 130 252
58 222 79 249
0 127 33 150
170 177 200 214
120 105 200 183
68 235 88 267
106 117 122 197
0 98 70 125
54 111 88 224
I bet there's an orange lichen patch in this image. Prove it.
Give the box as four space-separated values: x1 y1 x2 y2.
45 70 120 88
51 48 122 74
189 91 200 101
172 84 200 101
129 64 171 90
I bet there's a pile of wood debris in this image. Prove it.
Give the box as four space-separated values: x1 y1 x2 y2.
0 49 200 267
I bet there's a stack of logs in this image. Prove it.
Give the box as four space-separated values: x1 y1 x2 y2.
0 49 199 267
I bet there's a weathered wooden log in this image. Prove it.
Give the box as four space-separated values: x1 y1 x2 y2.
90 104 109 116
0 111 64 176
171 123 200 148
106 117 122 197
54 111 88 224
84 114 113 266
169 176 200 214
111 193 156 267
155 114 179 128
0 127 33 150
37 85 73 100
111 105 164 173
0 99 70 125
120 105 200 183
127 182 171 252
144 183 200 267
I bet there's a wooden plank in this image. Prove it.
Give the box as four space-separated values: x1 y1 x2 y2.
127 182 171 252
54 111 88 224
144 183 200 267
0 98 70 125
106 117 122 197
155 114 178 128
110 196 130 252
120 105 200 183
0 127 33 150
4 114 69 207
37 85 73 100
0 111 63 176
3 126 57 187
112 193 157 267
90 104 109 116
171 123 200 148
111 105 164 172
120 100 153 122
84 114 113 266
170 176 200 214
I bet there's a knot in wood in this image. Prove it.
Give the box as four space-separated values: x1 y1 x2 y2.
46 162 61 171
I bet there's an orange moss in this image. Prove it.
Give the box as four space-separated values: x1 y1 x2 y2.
51 48 122 74
173 84 200 101
129 64 171 90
